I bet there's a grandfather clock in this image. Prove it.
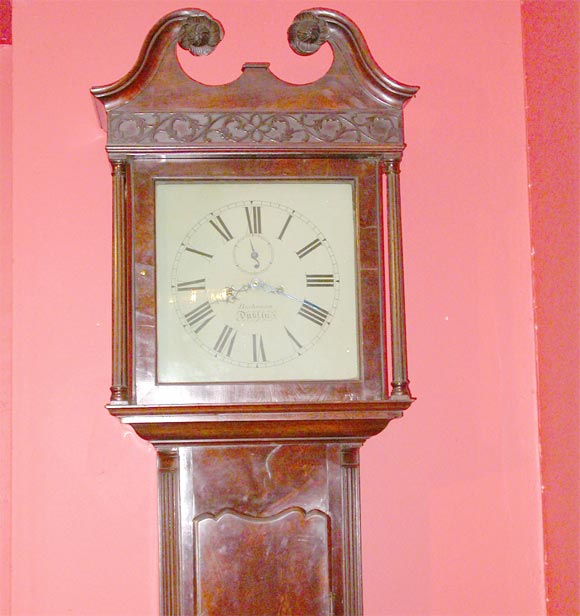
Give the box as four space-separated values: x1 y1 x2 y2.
92 7 417 615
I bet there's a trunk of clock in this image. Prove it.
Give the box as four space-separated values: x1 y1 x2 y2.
157 442 364 616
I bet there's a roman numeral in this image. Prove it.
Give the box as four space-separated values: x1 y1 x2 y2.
298 300 329 326
184 301 215 332
278 213 293 240
284 326 303 349
209 215 233 242
245 205 262 234
306 274 335 287
252 334 266 363
176 279 206 291
296 238 322 259
214 325 236 356
185 246 213 259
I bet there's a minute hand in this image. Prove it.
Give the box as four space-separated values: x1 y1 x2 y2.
254 278 330 325
253 278 302 303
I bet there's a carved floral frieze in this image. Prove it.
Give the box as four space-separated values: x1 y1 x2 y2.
109 111 402 146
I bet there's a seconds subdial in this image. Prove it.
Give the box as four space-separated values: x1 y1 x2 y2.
233 234 273 274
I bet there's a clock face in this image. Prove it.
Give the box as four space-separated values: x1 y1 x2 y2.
156 181 359 383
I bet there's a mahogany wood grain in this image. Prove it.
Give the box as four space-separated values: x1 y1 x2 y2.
128 157 390 411
159 443 365 615
92 8 418 615
92 8 417 423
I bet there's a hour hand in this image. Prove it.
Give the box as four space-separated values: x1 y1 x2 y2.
216 283 250 303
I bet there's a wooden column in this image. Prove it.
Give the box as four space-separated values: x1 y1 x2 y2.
158 448 182 616
384 159 412 399
110 159 129 404
341 446 363 615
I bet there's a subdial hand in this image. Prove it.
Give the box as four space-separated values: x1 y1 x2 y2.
249 238 260 269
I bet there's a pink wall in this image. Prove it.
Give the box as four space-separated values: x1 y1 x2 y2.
360 2 544 613
0 1 13 611
9 1 545 614
522 2 580 614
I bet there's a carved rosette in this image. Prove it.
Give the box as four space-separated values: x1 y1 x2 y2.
288 11 330 55
178 14 223 56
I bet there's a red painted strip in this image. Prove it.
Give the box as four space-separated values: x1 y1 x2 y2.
522 2 580 614
0 0 11 45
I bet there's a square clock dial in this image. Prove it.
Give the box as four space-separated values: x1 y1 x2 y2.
156 181 359 384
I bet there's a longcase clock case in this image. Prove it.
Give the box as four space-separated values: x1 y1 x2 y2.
92 7 417 615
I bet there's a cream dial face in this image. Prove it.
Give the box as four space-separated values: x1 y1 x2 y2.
156 181 359 383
